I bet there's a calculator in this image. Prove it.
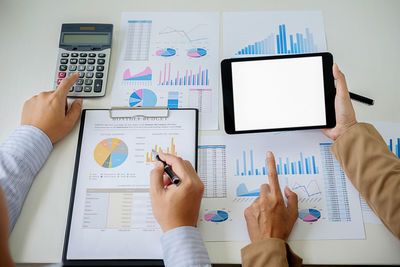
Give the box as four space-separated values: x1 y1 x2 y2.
54 24 113 97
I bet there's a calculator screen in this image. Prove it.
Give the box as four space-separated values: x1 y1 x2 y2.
62 33 109 44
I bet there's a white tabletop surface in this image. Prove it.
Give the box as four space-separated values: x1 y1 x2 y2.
1 0 400 265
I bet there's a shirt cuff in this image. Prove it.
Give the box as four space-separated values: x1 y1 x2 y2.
1 125 53 174
161 226 211 267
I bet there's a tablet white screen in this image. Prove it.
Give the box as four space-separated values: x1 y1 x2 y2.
232 56 326 131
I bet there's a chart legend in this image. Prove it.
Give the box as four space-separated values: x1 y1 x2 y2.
146 138 178 162
94 138 128 168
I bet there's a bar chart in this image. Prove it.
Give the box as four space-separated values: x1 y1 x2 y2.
158 63 210 86
388 138 400 158
167 91 179 109
234 149 319 176
236 24 318 56
146 137 177 162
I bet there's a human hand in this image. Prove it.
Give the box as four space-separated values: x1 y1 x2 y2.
321 64 357 141
244 151 298 242
20 73 82 144
150 153 204 232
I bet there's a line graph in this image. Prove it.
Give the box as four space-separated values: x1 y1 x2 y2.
158 24 208 43
292 180 322 197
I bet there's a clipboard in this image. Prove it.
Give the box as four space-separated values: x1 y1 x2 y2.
62 107 198 266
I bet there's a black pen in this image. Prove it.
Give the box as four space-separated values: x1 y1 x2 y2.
349 91 374 106
152 149 181 185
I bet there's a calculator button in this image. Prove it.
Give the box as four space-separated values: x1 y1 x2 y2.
69 65 77 71
88 59 95 64
61 53 69 57
68 72 75 77
89 53 96 57
57 79 63 85
79 59 87 64
84 86 92 92
78 72 85 78
60 59 68 64
58 72 66 78
78 65 86 71
87 65 95 71
95 72 104 78
97 59 105 65
80 53 87 57
76 79 84 85
71 53 78 57
86 72 94 78
85 79 93 85
69 86 74 92
94 79 103 92
59 65 68 71
70 59 78 64
75 86 83 92
96 66 104 71
98 53 106 58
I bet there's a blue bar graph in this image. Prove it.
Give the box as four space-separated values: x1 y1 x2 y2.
167 91 179 109
388 138 400 158
236 24 317 56
235 150 319 176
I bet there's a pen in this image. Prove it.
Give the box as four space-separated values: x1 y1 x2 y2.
152 149 181 185
349 91 374 106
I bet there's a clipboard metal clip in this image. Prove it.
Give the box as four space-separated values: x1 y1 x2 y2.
109 107 169 119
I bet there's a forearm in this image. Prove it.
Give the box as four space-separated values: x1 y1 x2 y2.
0 125 52 232
161 226 211 267
241 238 302 267
331 123 400 238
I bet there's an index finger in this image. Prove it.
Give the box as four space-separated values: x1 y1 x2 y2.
158 152 189 181
55 73 79 100
266 151 282 195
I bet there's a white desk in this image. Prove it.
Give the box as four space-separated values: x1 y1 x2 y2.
1 0 400 264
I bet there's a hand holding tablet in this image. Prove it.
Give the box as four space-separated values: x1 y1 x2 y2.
221 52 336 134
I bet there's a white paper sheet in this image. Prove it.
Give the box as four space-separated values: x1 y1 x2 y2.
223 11 327 58
111 12 220 130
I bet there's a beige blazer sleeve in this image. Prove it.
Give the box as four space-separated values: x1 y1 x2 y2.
241 238 302 267
331 123 400 238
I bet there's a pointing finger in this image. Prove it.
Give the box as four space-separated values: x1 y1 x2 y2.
266 151 282 195
55 73 79 100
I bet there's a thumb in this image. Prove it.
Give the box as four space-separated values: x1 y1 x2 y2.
150 161 165 196
284 186 299 219
66 99 82 128
332 64 350 99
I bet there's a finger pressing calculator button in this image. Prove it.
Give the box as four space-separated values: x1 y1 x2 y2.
79 59 87 64
80 53 87 57
57 79 63 85
58 72 66 78
86 72 94 78
70 59 78 64
76 79 84 85
71 53 78 57
75 86 83 92
87 65 95 71
78 65 86 71
59 65 68 71
95 72 104 78
97 59 105 65
85 79 93 85
68 72 75 77
96 66 104 71
98 53 106 58
78 72 85 78
61 53 69 57
89 53 96 57
60 59 68 64
84 86 92 92
69 86 74 92
94 79 103 92
69 65 77 71
88 59 95 64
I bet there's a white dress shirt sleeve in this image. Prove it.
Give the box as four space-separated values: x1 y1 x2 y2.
0 125 52 232
161 226 211 267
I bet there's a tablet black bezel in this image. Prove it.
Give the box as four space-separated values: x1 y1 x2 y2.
221 52 336 135
62 108 199 266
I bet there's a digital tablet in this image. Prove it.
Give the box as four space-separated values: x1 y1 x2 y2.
221 52 336 134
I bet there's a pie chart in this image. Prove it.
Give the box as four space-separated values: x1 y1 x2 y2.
129 89 157 107
94 138 128 168
187 48 207 58
156 48 176 57
204 210 229 222
299 208 321 222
